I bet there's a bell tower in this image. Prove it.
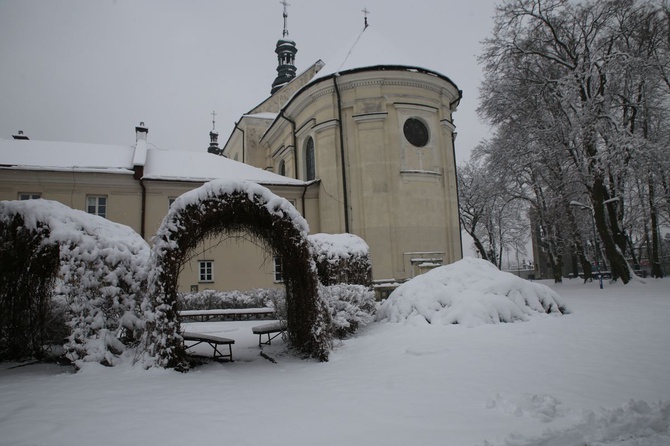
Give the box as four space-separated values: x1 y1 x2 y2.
271 1 298 94
207 110 223 156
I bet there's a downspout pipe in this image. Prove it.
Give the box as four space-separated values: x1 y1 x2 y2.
449 93 463 259
301 181 308 217
333 74 351 233
279 109 298 179
234 121 246 163
139 179 146 239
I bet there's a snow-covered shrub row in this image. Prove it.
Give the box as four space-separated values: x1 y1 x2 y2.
320 284 376 339
309 233 372 286
177 288 285 311
377 257 568 326
0 200 150 365
142 179 330 366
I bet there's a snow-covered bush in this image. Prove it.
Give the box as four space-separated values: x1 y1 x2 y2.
309 233 372 286
0 200 150 365
177 288 284 311
320 284 376 338
377 257 568 326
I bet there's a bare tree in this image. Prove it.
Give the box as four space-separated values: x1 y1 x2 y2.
477 0 670 283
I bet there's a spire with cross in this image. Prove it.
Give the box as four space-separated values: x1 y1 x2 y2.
208 110 221 155
362 7 370 29
271 0 298 94
281 0 290 37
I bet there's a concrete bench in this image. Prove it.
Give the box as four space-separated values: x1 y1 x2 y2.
178 307 276 322
182 331 235 361
252 321 287 347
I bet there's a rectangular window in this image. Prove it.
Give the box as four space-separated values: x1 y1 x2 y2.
18 193 41 200
86 195 107 218
168 197 176 209
199 261 213 282
273 256 283 283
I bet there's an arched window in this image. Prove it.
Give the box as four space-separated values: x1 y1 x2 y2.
278 159 286 176
305 137 315 181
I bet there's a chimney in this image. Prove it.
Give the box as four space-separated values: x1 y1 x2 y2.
12 130 29 140
135 122 148 142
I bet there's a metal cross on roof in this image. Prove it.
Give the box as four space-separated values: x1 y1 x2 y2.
362 7 370 28
280 0 290 37
211 110 217 131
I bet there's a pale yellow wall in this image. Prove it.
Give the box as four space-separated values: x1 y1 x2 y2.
261 68 462 281
1 169 311 293
0 170 143 231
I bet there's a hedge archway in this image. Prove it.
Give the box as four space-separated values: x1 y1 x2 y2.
142 180 331 368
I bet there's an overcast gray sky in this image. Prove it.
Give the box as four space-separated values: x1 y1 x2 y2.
0 0 497 164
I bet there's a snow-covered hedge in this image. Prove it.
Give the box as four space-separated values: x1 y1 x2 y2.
141 179 331 367
320 284 376 338
377 257 568 326
177 288 284 311
0 200 150 365
309 233 372 286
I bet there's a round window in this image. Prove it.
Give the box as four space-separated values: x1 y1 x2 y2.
403 118 429 147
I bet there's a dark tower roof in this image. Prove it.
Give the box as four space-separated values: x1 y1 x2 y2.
207 110 224 156
271 1 298 95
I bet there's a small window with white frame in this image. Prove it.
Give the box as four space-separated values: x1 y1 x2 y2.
86 195 107 218
18 193 41 200
199 260 214 282
273 256 283 283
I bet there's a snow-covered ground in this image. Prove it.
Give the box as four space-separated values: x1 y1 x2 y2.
1 278 669 445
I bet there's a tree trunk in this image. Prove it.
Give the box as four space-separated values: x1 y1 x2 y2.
550 252 563 283
592 177 631 283
648 175 664 278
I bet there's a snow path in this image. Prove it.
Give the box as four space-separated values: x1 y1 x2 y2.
1 279 669 445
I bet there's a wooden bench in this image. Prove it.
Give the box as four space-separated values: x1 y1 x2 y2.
178 307 276 322
252 321 287 347
182 331 235 361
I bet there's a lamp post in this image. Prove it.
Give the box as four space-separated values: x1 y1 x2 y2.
570 200 604 289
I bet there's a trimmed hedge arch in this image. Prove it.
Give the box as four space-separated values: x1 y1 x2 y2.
0 200 150 364
141 180 331 368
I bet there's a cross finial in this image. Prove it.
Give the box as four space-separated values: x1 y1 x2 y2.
280 0 290 37
362 7 370 29
211 110 217 131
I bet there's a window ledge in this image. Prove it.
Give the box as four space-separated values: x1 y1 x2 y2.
400 170 442 182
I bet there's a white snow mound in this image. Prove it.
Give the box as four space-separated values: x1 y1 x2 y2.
377 257 567 326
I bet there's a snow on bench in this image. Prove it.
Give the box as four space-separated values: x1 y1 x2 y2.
252 321 287 347
182 332 235 361
178 307 276 322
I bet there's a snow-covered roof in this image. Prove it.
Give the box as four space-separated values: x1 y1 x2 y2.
314 26 439 80
143 149 304 185
260 27 460 143
242 112 278 120
0 137 305 186
0 138 135 173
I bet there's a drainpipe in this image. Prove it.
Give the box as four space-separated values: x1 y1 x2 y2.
449 94 463 259
301 182 308 217
279 109 298 178
333 75 351 233
234 121 246 163
139 178 147 239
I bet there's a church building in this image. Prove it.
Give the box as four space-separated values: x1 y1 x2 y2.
0 8 463 292
222 6 463 283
